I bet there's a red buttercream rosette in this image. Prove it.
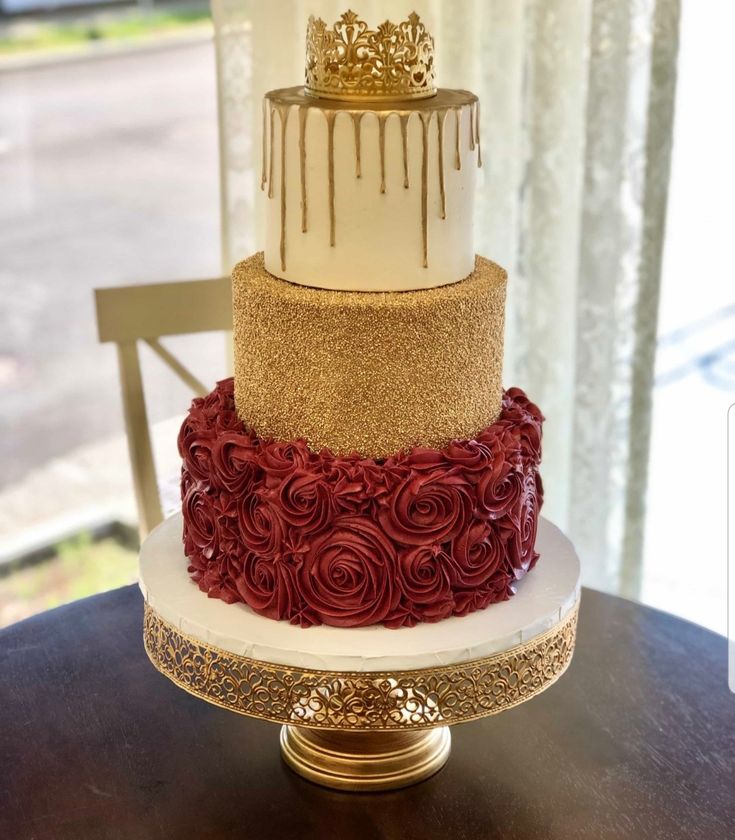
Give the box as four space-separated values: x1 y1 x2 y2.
178 378 544 628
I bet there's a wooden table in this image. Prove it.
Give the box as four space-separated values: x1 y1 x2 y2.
1 585 733 840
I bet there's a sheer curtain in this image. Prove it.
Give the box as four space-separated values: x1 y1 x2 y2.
210 0 680 598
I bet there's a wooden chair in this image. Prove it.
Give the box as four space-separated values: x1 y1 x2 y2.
94 277 232 540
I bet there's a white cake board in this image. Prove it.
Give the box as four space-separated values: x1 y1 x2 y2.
139 513 580 673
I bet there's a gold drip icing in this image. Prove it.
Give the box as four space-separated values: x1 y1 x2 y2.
261 88 480 271
267 105 275 199
325 110 337 247
298 106 308 232
419 111 430 268
399 113 410 188
454 107 462 170
378 113 387 194
260 98 267 191
351 111 363 178
475 101 482 167
277 104 290 271
437 109 447 220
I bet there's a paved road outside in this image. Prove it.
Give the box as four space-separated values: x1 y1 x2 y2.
0 38 224 490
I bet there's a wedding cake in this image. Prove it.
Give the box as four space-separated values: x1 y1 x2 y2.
178 11 544 628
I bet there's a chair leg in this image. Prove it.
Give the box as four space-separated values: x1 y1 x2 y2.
117 342 164 540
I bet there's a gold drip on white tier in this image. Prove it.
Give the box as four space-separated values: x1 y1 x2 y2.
261 88 481 291
140 514 579 790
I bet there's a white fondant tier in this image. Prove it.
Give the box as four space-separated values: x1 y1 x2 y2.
262 88 480 292
139 513 581 672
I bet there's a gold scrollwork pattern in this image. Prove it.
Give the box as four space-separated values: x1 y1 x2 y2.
305 11 436 101
143 603 578 730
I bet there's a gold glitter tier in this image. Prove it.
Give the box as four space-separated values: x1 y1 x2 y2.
232 253 506 458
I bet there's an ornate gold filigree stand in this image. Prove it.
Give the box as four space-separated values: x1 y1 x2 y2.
143 602 578 792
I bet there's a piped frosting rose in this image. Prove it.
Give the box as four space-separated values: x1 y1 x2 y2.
178 425 217 486
237 493 284 558
235 552 297 621
180 379 545 628
378 467 473 546
271 468 333 534
260 438 314 487
211 432 261 495
496 388 544 461
322 460 375 516
518 471 543 574
476 440 525 522
444 439 493 480
449 520 505 589
298 517 398 627
394 544 453 625
182 485 218 560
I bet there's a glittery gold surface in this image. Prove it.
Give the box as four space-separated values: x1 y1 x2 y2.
232 253 506 458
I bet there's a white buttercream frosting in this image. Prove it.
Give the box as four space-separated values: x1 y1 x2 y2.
139 514 580 672
262 87 480 292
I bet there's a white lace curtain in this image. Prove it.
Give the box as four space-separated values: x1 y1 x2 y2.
210 0 680 598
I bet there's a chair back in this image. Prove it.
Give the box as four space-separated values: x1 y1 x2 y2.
95 277 232 538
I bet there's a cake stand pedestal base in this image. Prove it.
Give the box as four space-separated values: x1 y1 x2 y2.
139 514 580 794
280 725 451 792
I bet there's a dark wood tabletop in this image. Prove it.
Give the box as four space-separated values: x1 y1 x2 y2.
1 584 733 840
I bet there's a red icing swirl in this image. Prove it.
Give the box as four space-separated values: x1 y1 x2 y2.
298 517 398 627
236 552 298 620
179 378 544 628
378 466 473 546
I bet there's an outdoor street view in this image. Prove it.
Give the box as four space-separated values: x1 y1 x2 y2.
0 3 224 622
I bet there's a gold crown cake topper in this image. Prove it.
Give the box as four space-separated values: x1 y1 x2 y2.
305 9 436 102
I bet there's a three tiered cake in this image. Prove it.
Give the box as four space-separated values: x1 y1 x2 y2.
178 10 544 628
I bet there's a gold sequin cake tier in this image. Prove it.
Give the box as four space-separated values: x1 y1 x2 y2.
232 253 506 459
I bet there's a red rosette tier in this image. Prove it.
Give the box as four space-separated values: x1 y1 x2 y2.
179 378 544 628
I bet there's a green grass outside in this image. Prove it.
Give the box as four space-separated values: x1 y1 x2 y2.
0 531 138 628
0 9 212 57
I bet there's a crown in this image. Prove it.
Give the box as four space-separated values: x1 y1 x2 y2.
305 10 436 102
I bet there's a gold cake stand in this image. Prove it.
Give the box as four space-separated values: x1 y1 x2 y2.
142 598 578 792
140 514 579 792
